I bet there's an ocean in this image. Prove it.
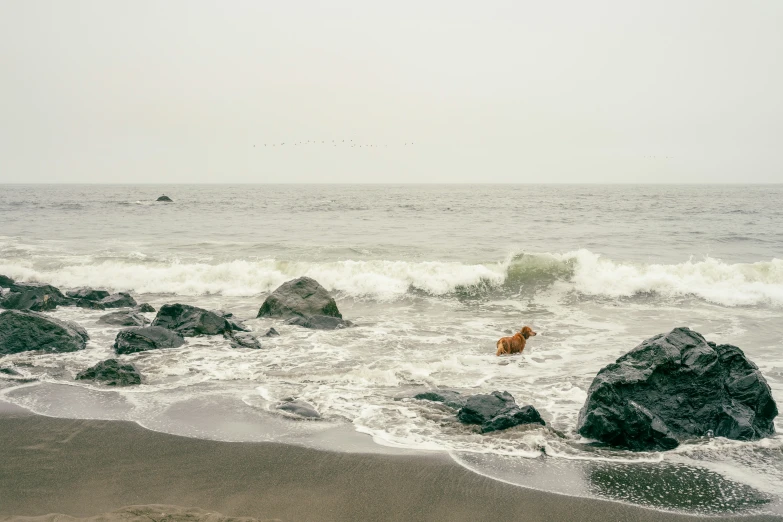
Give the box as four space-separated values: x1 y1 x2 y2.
1 184 782 516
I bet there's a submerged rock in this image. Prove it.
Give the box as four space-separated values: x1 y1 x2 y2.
0 367 21 376
66 287 110 302
257 277 342 322
76 359 141 386
286 315 352 330
135 303 156 313
99 310 147 327
277 399 321 419
156 195 173 202
152 304 232 336
0 310 89 354
100 292 138 309
457 391 545 433
214 310 249 332
414 390 466 410
228 332 261 349
0 282 68 311
577 327 778 451
263 327 280 337
114 326 185 355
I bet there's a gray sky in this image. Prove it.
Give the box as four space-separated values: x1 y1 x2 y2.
1 1 781 183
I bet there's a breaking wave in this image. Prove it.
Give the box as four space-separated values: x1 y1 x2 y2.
1 250 782 306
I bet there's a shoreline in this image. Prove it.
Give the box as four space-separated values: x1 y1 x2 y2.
0 402 779 522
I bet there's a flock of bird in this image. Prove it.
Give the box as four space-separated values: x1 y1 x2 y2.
254 140 413 148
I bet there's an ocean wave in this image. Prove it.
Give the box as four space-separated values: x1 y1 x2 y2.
1 250 782 306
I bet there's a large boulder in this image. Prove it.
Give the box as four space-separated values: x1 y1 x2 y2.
457 391 546 433
0 310 89 354
114 326 185 355
0 282 68 311
66 287 110 302
0 275 14 288
151 304 231 336
100 292 138 309
98 310 148 327
257 277 342 321
577 327 778 451
76 359 141 386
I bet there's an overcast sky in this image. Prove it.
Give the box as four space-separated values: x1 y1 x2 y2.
1 1 781 183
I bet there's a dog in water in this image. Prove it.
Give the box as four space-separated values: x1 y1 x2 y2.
496 326 537 356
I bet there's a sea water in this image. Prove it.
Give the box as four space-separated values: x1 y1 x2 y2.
0 184 781 515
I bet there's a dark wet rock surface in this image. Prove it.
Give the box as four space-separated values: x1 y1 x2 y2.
152 304 232 336
156 195 173 202
263 327 280 337
285 315 352 330
214 310 249 332
577 327 778 451
99 310 148 327
76 358 142 386
257 277 342 320
135 303 156 313
0 310 89 354
0 282 68 311
114 326 185 355
457 391 546 433
414 390 466 410
99 292 138 309
66 288 110 302
229 332 261 349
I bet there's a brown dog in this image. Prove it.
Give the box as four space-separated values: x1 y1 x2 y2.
496 326 537 356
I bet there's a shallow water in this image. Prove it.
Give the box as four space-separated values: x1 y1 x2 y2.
1 184 782 515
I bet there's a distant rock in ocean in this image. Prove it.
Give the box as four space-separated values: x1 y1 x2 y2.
76 359 141 386
578 327 778 451
0 310 89 354
258 277 351 330
156 195 173 202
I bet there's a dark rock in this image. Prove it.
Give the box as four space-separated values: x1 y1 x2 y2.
98 310 147 327
277 399 321 419
213 310 249 332
257 277 342 320
0 275 14 288
135 303 156 313
156 195 173 202
228 332 261 349
114 326 185 355
577 327 778 451
151 304 231 336
457 391 546 434
99 292 138 309
66 287 110 301
76 359 141 386
0 367 21 376
0 310 89 354
71 299 106 310
263 327 280 337
0 282 67 311
286 315 352 330
414 390 466 410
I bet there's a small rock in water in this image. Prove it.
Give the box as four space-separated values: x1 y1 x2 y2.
277 399 321 419
413 390 466 410
156 195 173 202
213 309 249 332
135 303 156 313
76 359 141 386
457 391 546 433
98 310 147 327
263 327 280 337
228 332 261 349
66 287 110 302
114 326 185 355
99 292 138 309
0 367 21 376
286 315 352 330
152 304 232 336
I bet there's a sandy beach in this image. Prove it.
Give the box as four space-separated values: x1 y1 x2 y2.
0 402 778 522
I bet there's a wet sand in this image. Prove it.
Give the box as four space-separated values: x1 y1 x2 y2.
0 402 778 522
